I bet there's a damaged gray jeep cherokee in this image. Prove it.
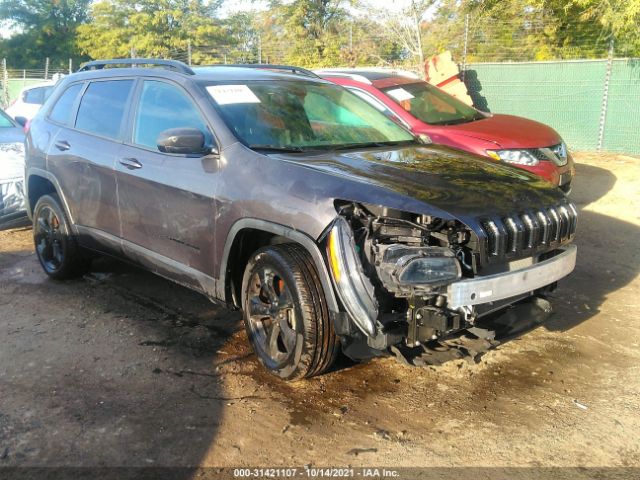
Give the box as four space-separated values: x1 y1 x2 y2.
25 59 577 380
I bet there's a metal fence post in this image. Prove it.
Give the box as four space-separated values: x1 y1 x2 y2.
1 58 8 108
187 40 192 66
44 57 49 80
69 58 73 74
461 13 469 83
597 38 615 151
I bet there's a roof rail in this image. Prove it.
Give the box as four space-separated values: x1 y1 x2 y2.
314 70 373 85
78 58 195 75
315 68 421 82
206 64 320 78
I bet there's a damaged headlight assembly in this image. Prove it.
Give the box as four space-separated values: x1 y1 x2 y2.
375 244 461 296
326 215 464 336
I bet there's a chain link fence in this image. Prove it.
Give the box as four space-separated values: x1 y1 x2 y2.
0 59 72 109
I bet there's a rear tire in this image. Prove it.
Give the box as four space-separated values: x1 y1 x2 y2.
241 243 339 381
33 194 88 279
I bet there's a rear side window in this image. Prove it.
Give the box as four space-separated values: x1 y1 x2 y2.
75 80 134 140
133 80 209 150
23 86 50 105
49 83 83 125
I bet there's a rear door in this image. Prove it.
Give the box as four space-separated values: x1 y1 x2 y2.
47 79 135 246
116 79 220 284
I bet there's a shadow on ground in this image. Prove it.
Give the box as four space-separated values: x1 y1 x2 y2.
0 239 241 473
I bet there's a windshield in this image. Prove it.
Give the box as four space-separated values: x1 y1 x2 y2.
381 82 482 126
0 110 15 128
204 80 415 151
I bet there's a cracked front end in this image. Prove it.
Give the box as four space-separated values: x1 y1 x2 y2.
325 201 577 357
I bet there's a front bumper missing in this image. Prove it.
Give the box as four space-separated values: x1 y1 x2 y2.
391 296 554 366
447 244 577 309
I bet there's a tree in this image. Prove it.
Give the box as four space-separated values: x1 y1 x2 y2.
263 0 349 67
572 0 640 55
367 0 437 69
224 12 261 63
0 0 91 67
76 0 226 62
430 0 624 62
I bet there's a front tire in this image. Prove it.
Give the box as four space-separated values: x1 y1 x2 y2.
241 243 339 381
33 194 87 279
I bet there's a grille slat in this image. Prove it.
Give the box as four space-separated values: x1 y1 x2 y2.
548 207 561 243
529 144 568 166
536 210 551 245
481 203 578 261
568 203 578 235
520 213 537 249
558 205 571 240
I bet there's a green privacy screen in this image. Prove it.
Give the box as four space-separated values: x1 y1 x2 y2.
465 59 640 154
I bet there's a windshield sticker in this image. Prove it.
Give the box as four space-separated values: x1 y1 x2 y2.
206 85 261 105
386 88 415 102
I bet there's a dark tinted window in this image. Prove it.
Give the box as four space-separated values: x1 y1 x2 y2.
76 80 134 139
49 83 83 125
23 86 53 105
134 81 208 149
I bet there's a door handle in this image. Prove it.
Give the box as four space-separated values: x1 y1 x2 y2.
119 157 143 170
54 140 71 151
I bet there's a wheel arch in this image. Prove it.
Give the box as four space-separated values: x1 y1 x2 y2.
26 168 74 227
218 218 339 314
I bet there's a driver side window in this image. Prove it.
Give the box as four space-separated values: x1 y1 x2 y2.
133 81 209 150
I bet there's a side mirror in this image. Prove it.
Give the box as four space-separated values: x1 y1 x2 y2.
157 128 215 155
15 116 28 127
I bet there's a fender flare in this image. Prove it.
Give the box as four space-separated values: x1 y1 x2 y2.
25 167 76 230
217 218 340 313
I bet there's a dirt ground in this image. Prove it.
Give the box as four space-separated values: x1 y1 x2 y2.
0 152 639 475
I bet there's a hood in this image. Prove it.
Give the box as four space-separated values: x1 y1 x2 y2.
276 145 568 222
438 114 561 149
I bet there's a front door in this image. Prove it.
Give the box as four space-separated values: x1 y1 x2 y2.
116 79 219 289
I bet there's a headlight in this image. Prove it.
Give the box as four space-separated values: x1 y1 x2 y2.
376 244 461 295
396 254 460 285
327 217 378 336
486 149 539 166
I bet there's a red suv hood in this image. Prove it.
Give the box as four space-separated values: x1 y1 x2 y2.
439 114 562 149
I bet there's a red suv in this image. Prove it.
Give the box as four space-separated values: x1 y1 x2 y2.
317 69 575 192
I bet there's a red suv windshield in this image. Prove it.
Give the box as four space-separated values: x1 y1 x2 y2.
380 81 483 126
